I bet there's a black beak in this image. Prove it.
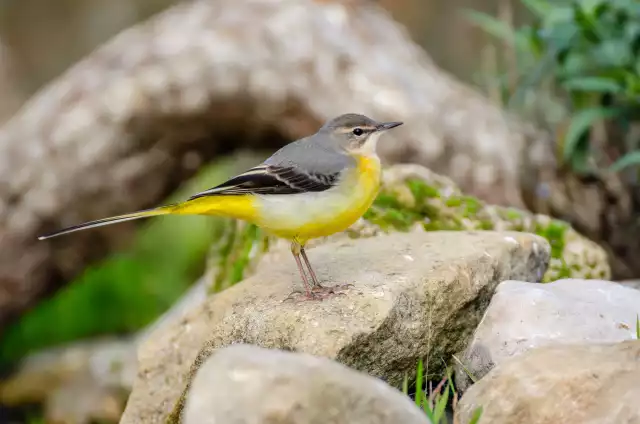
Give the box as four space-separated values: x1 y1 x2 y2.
376 121 403 131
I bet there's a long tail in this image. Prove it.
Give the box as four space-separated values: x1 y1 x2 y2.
37 204 176 240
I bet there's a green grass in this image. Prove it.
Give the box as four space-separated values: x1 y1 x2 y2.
403 359 483 424
0 152 265 364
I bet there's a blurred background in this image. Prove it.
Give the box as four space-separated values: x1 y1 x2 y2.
0 0 638 422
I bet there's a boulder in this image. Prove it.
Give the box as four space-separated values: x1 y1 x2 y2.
618 279 640 291
456 340 640 424
0 336 136 424
454 278 640 392
120 230 549 423
183 344 431 424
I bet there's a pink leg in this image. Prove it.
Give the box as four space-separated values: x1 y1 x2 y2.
293 251 313 298
300 247 322 287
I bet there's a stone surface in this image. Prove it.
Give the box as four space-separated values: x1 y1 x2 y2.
369 165 610 283
456 340 640 424
182 344 431 424
120 230 549 424
0 336 137 423
619 279 640 291
454 278 640 392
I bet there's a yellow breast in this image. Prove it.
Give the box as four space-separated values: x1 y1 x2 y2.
255 155 382 243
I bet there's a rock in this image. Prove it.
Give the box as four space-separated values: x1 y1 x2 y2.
454 278 640 392
456 340 640 424
0 336 137 424
182 344 431 424
618 279 640 291
120 230 549 424
369 165 610 283
46 378 124 424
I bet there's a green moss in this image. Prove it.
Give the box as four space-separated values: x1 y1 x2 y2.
534 219 568 259
444 197 462 208
209 221 271 294
406 179 440 200
360 175 608 285
460 196 481 215
503 208 523 220
479 219 494 230
211 219 238 292
229 224 262 285
372 193 403 209
549 259 573 282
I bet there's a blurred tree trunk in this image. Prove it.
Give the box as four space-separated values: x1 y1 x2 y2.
0 0 635 330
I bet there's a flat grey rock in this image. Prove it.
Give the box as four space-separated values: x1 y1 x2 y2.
120 231 549 423
456 340 640 424
183 344 431 424
455 278 640 392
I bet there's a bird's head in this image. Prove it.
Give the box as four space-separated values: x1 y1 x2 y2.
319 113 403 155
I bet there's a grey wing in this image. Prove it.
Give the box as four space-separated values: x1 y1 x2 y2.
188 136 354 200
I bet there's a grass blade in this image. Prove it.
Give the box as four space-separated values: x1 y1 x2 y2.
610 151 640 173
469 406 484 424
562 106 622 163
415 359 424 408
402 372 409 395
433 379 451 423
452 354 478 383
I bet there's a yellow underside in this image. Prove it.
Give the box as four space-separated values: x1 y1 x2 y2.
172 194 259 222
173 154 381 244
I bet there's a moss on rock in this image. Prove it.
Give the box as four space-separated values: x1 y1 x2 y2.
365 165 610 283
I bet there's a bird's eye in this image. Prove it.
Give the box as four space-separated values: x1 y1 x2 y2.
352 128 364 136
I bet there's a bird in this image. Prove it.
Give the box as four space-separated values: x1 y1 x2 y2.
38 113 403 300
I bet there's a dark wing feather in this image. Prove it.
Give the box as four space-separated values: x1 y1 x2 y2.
188 165 340 200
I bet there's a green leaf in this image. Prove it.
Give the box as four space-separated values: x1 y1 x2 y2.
423 405 435 422
562 107 621 163
609 151 640 172
402 372 409 395
636 314 640 340
415 359 424 408
452 354 479 383
462 9 520 44
562 76 623 93
573 1 600 43
421 391 432 417
594 39 633 68
579 0 609 16
433 380 450 423
520 0 553 17
541 4 574 27
469 406 484 424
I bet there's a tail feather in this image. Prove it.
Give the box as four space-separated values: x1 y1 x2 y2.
37 205 174 240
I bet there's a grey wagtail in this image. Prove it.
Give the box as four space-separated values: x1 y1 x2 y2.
38 114 403 299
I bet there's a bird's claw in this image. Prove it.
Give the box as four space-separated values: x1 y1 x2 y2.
284 283 353 302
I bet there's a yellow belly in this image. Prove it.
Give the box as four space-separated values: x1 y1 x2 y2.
254 155 381 243
173 155 381 244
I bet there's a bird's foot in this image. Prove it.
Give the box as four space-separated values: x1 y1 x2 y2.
283 289 315 302
311 282 354 295
284 283 353 302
